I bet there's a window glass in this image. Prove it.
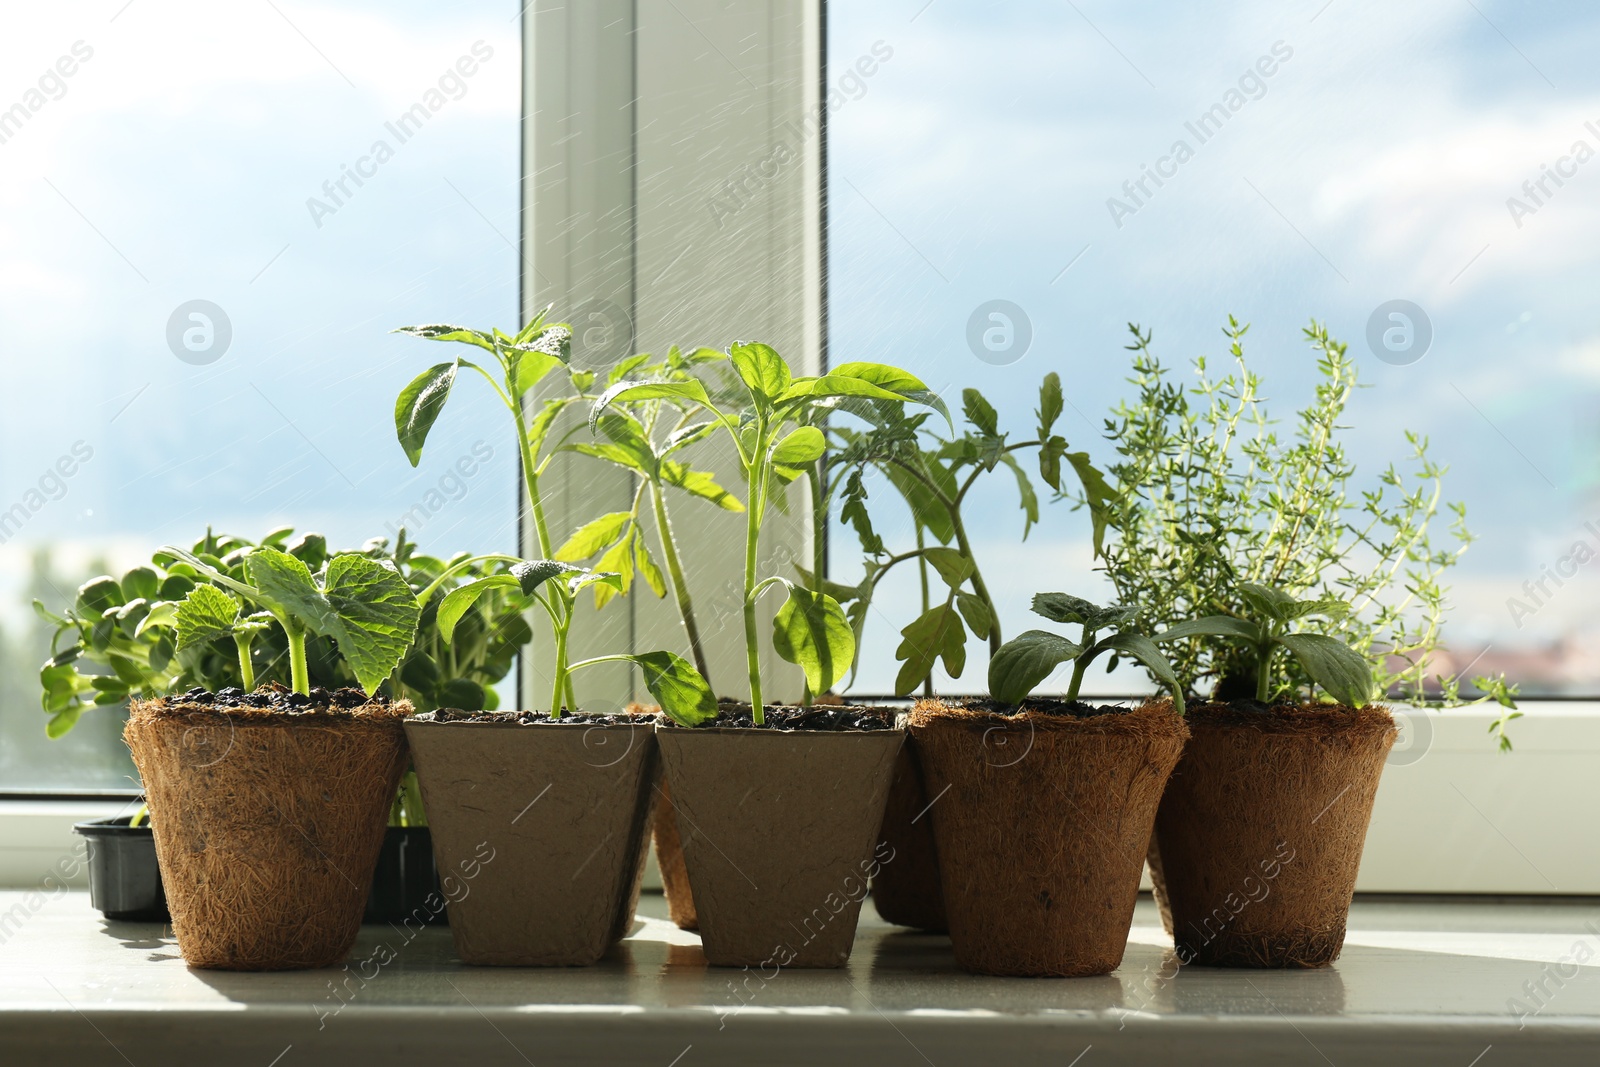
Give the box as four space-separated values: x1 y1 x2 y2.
0 2 519 789
829 0 1596 696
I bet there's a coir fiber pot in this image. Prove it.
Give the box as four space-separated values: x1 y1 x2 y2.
74 815 168 922
1148 701 1396 968
404 710 659 966
655 706 903 968
630 702 699 931
909 698 1188 977
124 691 410 970
869 735 947 932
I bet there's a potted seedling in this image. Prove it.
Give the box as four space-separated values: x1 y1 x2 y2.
553 345 746 932
1147 582 1394 968
591 341 942 967
908 594 1188 977
39 528 529 928
123 545 420 970
823 375 1114 932
1100 318 1516 966
393 313 717 966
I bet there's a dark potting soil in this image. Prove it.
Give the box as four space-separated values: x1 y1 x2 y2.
665 703 895 731
419 708 659 726
156 683 388 716
960 698 1130 719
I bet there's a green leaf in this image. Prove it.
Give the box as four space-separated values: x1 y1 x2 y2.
660 460 744 511
1037 373 1063 438
569 571 624 596
770 426 826 467
729 341 792 403
1030 593 1135 631
987 629 1082 704
923 547 974 588
997 452 1039 539
287 531 328 570
436 575 519 644
244 549 322 624
635 536 667 598
555 512 633 562
773 586 855 696
1156 615 1262 643
438 677 488 710
46 707 83 739
510 560 583 595
893 604 967 696
1237 582 1298 624
812 363 952 426
591 379 713 431
175 585 241 652
662 420 719 457
1093 632 1182 710
592 530 635 609
1278 633 1375 708
400 651 442 697
395 361 459 466
1065 451 1115 557
595 412 658 471
158 574 196 600
321 555 423 696
633 651 717 726
76 576 123 615
392 323 497 353
962 389 999 436
121 567 160 601
955 592 993 641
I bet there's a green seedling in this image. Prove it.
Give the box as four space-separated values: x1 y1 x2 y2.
987 593 1184 713
592 341 947 723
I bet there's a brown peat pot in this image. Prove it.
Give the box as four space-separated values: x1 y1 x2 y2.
652 775 699 930
124 691 409 971
869 736 948 932
909 698 1188 977
655 706 902 968
1148 701 1397 968
404 710 658 966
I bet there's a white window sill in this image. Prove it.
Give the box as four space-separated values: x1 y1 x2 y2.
2 891 1595 1065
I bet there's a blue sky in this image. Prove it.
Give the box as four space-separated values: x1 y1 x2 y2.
829 0 1600 691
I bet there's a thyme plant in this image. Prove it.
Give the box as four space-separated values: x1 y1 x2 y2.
1102 317 1518 743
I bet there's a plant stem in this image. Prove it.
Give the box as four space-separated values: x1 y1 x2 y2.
947 506 1002 655
916 526 932 699
233 632 256 692
550 616 569 718
287 627 310 695
802 463 828 708
744 423 769 724
650 481 711 682
1256 641 1274 702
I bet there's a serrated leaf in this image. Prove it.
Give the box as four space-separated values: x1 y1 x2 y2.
592 530 635 609
1037 372 1063 437
595 412 658 471
392 323 497 352
987 629 1082 704
635 536 667 597
962 389 999 436
998 452 1040 540
321 555 423 696
772 586 855 696
175 585 241 652
633 651 717 726
591 379 712 431
893 604 966 696
395 361 459 466
660 460 744 511
555 512 633 562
